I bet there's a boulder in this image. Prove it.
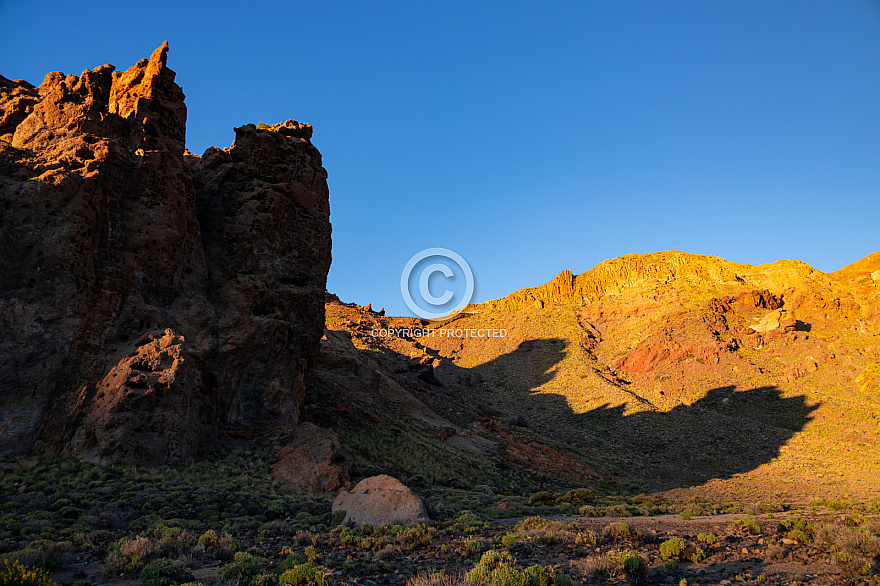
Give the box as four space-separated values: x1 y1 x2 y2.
332 474 429 527
271 423 357 493
748 309 783 333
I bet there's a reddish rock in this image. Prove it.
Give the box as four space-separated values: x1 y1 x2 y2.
614 341 723 373
69 329 204 466
0 43 331 464
780 313 798 332
439 427 457 441
473 419 604 485
332 474 429 527
0 76 39 141
271 423 357 493
739 289 782 310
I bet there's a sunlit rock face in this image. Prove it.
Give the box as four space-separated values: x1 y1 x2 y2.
0 43 331 464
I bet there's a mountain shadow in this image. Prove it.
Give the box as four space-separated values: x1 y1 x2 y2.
429 338 819 493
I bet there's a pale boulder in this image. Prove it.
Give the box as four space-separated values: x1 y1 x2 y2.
332 474 429 527
749 309 783 333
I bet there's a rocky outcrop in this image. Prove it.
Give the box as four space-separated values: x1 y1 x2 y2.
271 423 358 493
614 341 727 373
68 329 205 466
472 420 605 485
0 43 331 464
332 474 429 527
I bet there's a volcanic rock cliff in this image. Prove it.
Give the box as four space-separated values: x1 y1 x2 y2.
0 43 331 465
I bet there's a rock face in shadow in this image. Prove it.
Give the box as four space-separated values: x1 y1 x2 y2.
69 329 204 466
0 43 331 464
271 423 358 493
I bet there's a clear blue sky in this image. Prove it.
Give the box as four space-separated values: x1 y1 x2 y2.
3 1 879 316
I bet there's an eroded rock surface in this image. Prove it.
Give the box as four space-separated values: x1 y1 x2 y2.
69 329 204 466
271 423 357 493
0 43 331 464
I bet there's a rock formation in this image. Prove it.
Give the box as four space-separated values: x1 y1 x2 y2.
271 423 358 493
332 474 429 527
0 43 331 465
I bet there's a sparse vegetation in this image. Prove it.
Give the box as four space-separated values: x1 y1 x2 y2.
609 551 648 584
660 537 686 560
739 518 762 535
603 522 636 543
2 443 879 586
139 559 193 586
696 532 716 544
464 550 564 586
0 560 58 586
279 562 331 585
815 523 880 576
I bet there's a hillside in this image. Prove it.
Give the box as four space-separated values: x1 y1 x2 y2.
324 250 880 502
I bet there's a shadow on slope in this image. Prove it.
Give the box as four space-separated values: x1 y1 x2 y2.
434 339 819 492
311 313 818 493
568 385 819 491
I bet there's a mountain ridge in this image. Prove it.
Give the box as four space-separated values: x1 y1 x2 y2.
478 250 879 314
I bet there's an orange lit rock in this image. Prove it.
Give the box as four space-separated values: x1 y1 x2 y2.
0 43 331 464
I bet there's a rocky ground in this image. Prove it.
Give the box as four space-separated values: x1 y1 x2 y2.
2 453 879 586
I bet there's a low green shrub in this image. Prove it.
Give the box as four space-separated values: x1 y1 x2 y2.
466 550 519 585
787 529 810 544
457 512 481 528
220 552 265 585
513 517 547 533
465 550 565 586
609 551 647 584
396 524 433 550
578 506 599 517
277 554 307 573
279 562 331 585
603 522 635 543
139 559 194 586
197 530 235 552
522 565 554 586
528 492 554 506
555 489 593 507
660 537 686 560
696 532 716 545
574 531 598 547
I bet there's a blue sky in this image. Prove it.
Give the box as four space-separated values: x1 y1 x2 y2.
3 1 879 316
